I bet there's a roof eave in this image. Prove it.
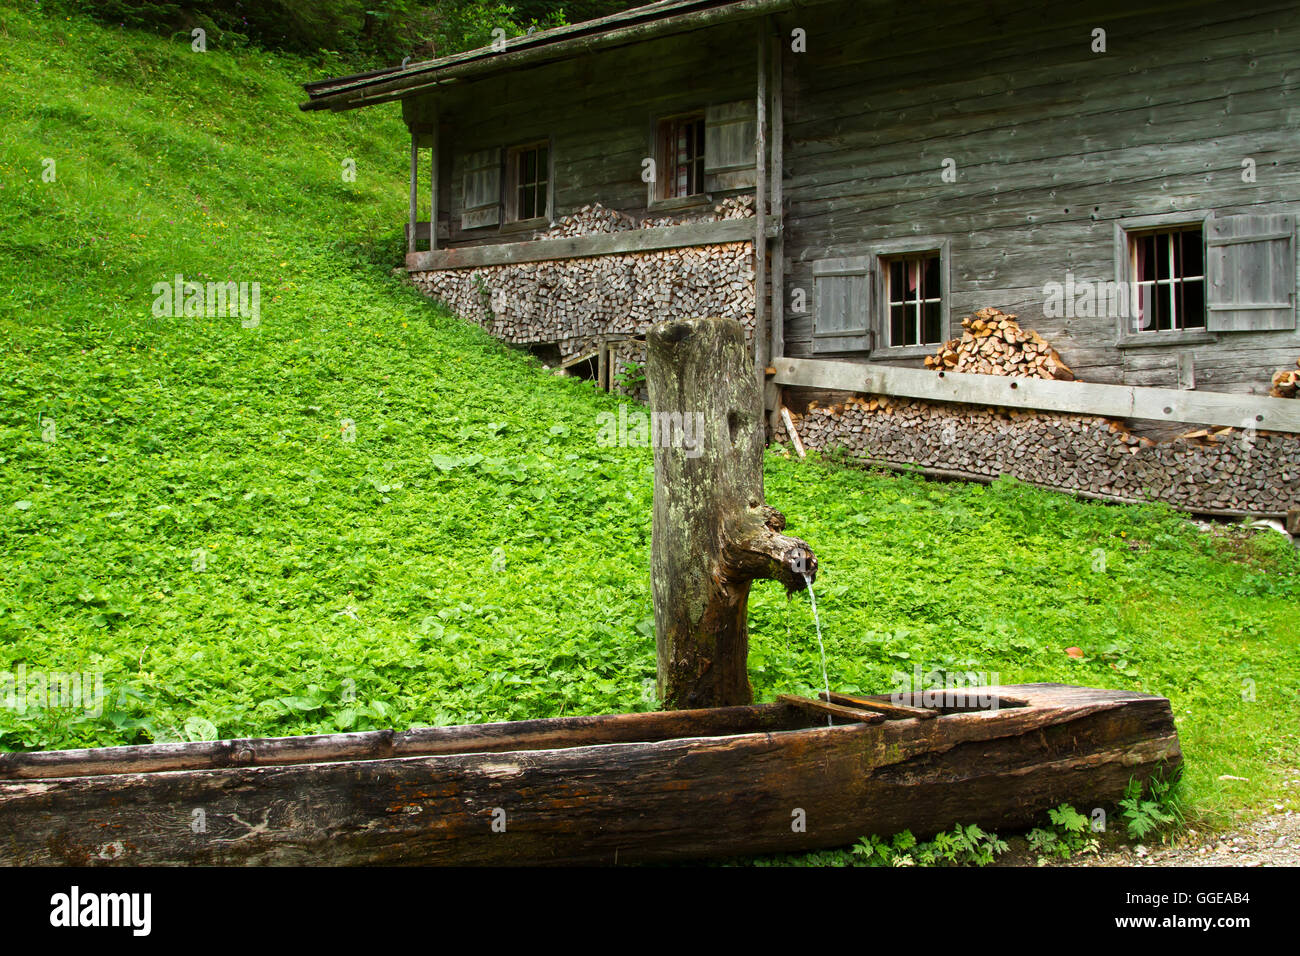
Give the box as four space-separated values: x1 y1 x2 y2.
300 0 809 113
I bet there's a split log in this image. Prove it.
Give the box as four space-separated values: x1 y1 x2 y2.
924 307 1074 381
648 317 816 709
1269 358 1300 398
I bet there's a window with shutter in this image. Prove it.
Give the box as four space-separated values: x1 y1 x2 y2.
461 147 501 230
704 100 757 191
1206 213 1296 331
812 262 872 354
1127 226 1206 333
882 252 944 346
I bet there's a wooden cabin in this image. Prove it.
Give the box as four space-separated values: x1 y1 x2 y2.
302 0 1300 521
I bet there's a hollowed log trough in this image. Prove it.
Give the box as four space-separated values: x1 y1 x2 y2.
0 684 1180 865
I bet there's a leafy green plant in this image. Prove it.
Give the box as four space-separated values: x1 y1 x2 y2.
852 825 1005 867
914 824 1009 866
1120 769 1186 839
850 829 917 866
612 360 645 394
1026 803 1098 861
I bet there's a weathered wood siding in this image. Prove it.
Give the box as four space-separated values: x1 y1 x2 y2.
402 21 760 250
777 0 1300 394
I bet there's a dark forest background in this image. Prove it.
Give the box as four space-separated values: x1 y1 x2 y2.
47 0 644 68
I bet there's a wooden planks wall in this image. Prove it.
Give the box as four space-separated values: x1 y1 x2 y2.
402 21 760 251
776 0 1300 395
397 0 1300 399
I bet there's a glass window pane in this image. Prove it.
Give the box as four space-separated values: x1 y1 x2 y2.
888 261 904 305
923 254 940 298
1135 234 1155 283
1181 229 1203 277
1182 278 1205 328
1137 284 1154 331
1154 282 1171 331
890 304 906 347
923 300 942 344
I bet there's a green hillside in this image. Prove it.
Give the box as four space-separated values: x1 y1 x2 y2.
1 4 1297 833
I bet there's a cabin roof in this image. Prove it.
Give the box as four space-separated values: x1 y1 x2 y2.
300 0 809 112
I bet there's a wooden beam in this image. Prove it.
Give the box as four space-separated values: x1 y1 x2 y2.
780 406 805 458
406 217 755 271
407 134 418 254
558 347 600 370
819 691 937 720
768 28 784 364
429 112 440 252
777 694 886 724
753 22 769 390
773 357 1300 433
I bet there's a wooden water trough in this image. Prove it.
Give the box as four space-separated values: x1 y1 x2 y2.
0 683 1179 865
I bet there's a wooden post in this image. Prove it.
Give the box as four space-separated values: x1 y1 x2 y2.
429 114 439 252
407 132 419 254
753 23 768 391
648 317 816 710
769 28 784 364
767 27 785 432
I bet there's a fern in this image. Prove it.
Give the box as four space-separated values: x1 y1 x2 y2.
1119 768 1186 841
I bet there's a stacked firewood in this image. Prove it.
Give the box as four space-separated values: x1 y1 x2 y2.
924 308 1075 381
641 195 755 229
1269 358 1300 398
538 203 637 239
537 197 755 240
781 396 1300 515
411 241 754 361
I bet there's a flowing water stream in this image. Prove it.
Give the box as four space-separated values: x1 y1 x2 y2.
802 573 833 727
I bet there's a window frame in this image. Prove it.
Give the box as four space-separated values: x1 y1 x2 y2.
501 139 554 231
649 110 710 210
1114 212 1218 348
871 237 952 357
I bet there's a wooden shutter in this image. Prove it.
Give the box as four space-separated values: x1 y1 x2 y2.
1206 213 1296 331
461 148 501 229
812 271 872 353
705 101 756 190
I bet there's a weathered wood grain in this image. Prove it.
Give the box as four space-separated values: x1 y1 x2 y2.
773 356 1300 433
407 217 754 271
0 684 1181 866
647 317 815 708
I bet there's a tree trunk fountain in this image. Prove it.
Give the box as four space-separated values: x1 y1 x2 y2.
647 317 816 709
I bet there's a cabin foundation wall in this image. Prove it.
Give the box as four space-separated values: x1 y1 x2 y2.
780 395 1300 518
410 203 757 373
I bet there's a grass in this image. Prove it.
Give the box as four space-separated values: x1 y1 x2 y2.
2 3 1298 845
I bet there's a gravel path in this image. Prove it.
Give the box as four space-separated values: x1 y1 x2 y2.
1061 809 1300 867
